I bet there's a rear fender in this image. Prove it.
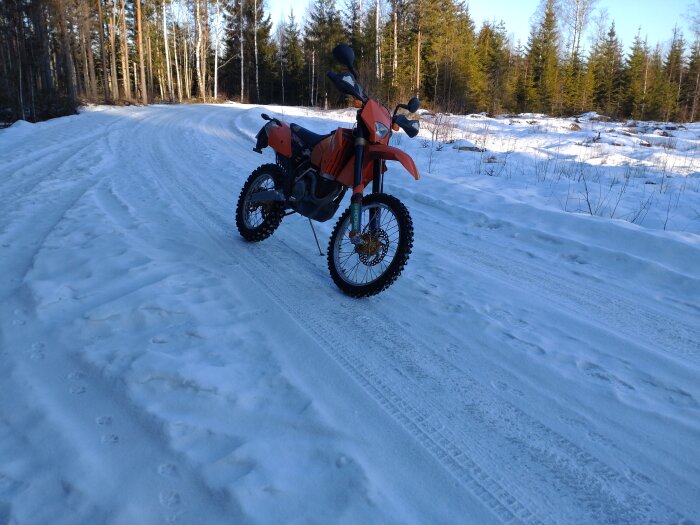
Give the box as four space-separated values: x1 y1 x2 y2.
254 120 292 157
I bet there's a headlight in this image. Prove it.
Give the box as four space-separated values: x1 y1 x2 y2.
375 122 390 139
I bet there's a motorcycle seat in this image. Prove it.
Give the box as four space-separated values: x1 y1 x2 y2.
291 124 332 148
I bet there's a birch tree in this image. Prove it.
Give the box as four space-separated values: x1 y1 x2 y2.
136 0 147 103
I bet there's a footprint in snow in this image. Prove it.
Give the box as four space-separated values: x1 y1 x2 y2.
101 433 119 445
28 342 45 360
69 385 86 395
96 415 113 426
159 490 181 508
67 371 85 381
157 463 179 479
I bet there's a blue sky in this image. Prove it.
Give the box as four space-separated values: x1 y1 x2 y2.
266 0 695 51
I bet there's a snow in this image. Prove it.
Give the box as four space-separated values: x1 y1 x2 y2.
1 103 699 524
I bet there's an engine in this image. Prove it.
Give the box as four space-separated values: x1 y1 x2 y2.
289 164 347 222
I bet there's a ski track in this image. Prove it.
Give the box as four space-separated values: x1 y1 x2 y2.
0 108 247 524
1 105 697 524
137 106 691 523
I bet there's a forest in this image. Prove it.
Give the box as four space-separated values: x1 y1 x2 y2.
1 0 699 125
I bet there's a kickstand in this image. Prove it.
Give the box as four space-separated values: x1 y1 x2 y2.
308 219 325 256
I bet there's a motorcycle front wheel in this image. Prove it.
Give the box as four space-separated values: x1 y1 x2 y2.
327 193 414 297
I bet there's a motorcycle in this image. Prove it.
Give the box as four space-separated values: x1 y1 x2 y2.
235 44 422 297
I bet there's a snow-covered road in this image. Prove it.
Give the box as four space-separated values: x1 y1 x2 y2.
1 104 698 524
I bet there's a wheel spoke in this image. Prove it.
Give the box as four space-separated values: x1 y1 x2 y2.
332 202 403 287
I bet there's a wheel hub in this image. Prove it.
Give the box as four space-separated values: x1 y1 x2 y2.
356 229 389 266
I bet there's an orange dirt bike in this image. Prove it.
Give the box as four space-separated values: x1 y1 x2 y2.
235 44 421 297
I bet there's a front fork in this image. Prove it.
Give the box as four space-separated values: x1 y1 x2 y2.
349 138 366 245
349 134 384 245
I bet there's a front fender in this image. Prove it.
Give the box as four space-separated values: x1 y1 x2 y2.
365 144 420 180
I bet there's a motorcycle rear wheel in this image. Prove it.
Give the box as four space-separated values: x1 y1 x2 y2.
327 193 413 297
235 164 285 242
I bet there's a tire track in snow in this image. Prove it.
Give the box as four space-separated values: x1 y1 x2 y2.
142 106 689 524
0 114 127 209
0 113 249 525
393 188 700 366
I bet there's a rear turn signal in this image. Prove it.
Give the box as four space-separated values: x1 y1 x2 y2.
392 123 400 132
352 99 363 108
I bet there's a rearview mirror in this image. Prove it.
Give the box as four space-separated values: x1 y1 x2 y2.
407 97 420 113
332 44 356 72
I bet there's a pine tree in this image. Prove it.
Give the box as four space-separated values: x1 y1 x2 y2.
682 38 700 121
304 0 346 107
645 44 667 121
476 21 510 114
623 31 650 120
280 11 305 105
590 22 624 117
663 27 685 120
526 0 561 114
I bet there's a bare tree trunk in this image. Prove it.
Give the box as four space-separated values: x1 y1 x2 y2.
78 20 90 96
18 48 25 119
375 0 380 80
68 20 85 97
311 48 315 106
120 0 131 99
136 0 147 104
157 62 165 98
277 25 284 105
203 0 209 99
214 0 221 100
183 19 191 98
279 53 284 104
416 29 421 93
392 1 397 85
691 64 700 122
147 28 154 99
163 1 173 100
415 0 421 94
239 0 244 102
172 9 182 101
108 0 120 99
55 0 77 105
195 0 203 100
96 0 111 101
82 4 98 99
254 0 259 102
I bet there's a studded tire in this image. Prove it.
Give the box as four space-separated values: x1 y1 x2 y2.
327 193 414 297
235 164 285 242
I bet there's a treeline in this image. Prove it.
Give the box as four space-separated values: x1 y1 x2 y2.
1 0 699 124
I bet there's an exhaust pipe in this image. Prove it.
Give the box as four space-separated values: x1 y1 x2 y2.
249 190 285 203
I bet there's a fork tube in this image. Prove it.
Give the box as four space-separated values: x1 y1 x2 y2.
372 159 384 194
350 128 368 242
369 159 383 230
